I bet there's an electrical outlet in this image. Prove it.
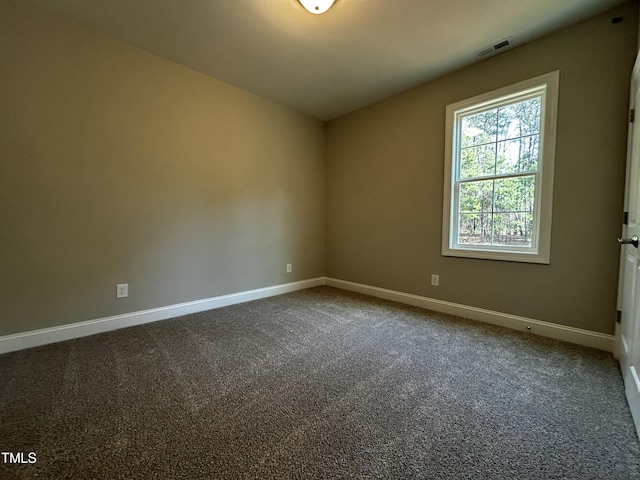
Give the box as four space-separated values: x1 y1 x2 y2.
116 283 128 298
286 263 292 273
430 274 439 287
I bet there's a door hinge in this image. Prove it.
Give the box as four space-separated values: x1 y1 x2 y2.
631 109 635 123
617 310 622 324
624 211 629 225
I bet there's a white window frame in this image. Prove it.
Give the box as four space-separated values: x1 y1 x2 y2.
442 71 559 264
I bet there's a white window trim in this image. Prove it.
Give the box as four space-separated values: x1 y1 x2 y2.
442 71 559 264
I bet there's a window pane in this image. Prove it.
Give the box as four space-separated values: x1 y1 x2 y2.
459 213 492 245
496 135 539 174
461 109 497 147
460 144 496 179
497 97 541 141
493 176 535 213
492 212 534 247
460 179 493 213
459 177 534 247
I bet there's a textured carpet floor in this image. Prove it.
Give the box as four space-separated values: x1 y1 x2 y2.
1 286 639 479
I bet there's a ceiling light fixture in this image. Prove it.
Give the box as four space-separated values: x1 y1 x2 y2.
298 0 336 15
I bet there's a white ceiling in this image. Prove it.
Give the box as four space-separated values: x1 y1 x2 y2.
26 0 630 120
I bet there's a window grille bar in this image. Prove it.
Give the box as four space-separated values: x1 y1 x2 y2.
458 172 538 183
460 133 540 150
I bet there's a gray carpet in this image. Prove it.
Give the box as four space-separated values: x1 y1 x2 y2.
1 286 639 479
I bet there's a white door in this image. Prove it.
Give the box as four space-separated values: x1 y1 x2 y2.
618 52 640 440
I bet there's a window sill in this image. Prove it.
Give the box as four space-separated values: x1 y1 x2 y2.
442 246 550 264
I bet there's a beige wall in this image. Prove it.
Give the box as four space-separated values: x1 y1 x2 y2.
1 2 637 339
0 2 325 336
326 3 638 335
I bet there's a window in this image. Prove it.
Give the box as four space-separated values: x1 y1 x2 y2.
442 71 559 264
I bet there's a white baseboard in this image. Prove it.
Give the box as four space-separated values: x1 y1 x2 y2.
325 278 614 352
1 276 614 355
0 278 325 355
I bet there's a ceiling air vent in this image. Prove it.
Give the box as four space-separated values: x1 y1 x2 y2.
475 36 513 58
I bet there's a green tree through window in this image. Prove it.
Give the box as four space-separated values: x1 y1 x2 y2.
458 96 540 247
